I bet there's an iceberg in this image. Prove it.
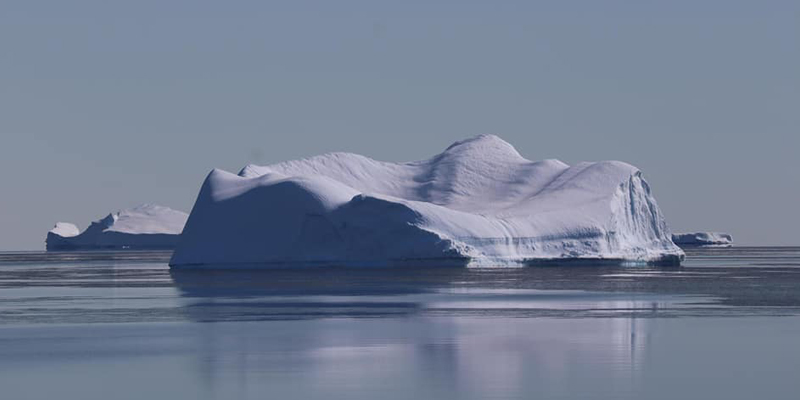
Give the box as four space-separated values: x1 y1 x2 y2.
672 232 733 247
170 135 683 268
46 204 188 251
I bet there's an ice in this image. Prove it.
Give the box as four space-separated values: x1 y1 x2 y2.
171 135 684 267
49 222 80 238
46 204 188 250
672 232 733 247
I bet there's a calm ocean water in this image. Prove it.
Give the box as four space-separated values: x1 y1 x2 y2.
1 247 800 399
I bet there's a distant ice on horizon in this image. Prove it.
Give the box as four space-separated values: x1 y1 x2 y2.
46 204 188 251
672 232 733 247
170 135 684 267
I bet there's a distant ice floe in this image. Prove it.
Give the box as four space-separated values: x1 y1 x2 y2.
46 204 188 250
170 135 684 268
672 232 733 247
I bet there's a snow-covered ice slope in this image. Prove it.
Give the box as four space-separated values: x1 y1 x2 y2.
171 135 683 267
672 232 733 247
46 204 188 250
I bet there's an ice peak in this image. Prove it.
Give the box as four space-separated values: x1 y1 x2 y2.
442 134 524 160
98 213 118 228
49 222 80 238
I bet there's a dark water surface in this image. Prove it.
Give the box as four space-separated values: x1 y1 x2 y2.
1 247 800 399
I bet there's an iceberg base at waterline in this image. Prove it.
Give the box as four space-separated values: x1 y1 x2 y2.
170 135 684 268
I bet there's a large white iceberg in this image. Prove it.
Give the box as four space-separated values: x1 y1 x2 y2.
171 135 683 267
672 232 733 247
46 204 188 250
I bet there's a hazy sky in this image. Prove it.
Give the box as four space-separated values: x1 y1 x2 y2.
1 0 798 250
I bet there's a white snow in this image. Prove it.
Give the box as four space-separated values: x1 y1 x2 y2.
49 222 80 238
672 232 733 247
170 135 684 267
46 204 188 250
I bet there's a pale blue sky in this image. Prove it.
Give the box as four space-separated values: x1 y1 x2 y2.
1 0 798 250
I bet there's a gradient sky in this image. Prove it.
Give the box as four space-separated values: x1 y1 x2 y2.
1 0 798 250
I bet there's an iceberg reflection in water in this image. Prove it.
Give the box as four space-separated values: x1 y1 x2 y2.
2 248 800 399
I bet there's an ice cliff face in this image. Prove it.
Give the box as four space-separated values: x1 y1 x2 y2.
171 135 684 267
46 204 188 250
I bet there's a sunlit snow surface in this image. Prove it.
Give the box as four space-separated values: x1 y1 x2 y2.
1 247 800 400
171 135 683 267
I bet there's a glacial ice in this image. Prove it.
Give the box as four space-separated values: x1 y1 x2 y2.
46 204 188 250
170 135 684 267
672 232 733 247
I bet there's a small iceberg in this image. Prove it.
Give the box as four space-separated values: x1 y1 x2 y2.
170 135 684 268
672 232 733 247
46 204 188 251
